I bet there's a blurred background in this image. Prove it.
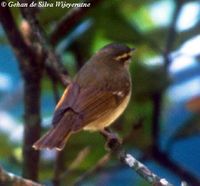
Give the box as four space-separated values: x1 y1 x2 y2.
0 0 200 185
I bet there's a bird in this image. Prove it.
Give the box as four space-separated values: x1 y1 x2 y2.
33 43 134 151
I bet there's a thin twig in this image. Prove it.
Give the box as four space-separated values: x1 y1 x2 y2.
50 0 102 45
53 147 90 185
0 166 43 186
68 147 91 171
74 153 111 186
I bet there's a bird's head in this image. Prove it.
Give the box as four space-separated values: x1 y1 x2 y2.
94 43 135 67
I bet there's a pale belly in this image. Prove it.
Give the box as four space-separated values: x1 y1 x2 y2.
83 91 131 131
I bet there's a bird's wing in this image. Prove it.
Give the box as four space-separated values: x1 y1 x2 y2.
52 82 80 126
52 83 128 131
71 86 128 131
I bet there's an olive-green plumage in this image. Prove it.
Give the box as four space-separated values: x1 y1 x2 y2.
33 43 134 150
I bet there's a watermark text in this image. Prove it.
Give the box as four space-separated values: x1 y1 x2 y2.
1 1 91 8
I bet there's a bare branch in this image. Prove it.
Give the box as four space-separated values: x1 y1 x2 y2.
73 153 110 186
123 154 172 186
0 5 43 181
50 0 102 45
164 0 184 69
19 0 70 86
152 148 200 186
0 166 43 186
0 5 33 74
100 130 174 186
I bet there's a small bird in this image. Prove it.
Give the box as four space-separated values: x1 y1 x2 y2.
33 43 134 151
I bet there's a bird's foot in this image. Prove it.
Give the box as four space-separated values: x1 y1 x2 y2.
100 128 122 151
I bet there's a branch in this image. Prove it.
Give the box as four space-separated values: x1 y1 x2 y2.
151 0 183 151
150 2 198 185
152 148 200 186
150 0 184 167
151 93 162 151
164 0 183 69
73 153 111 185
19 0 70 86
0 5 43 181
0 5 33 74
0 166 43 186
175 20 200 49
123 154 172 186
100 130 173 186
50 0 102 45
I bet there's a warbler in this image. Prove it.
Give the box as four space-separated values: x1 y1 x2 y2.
33 43 134 150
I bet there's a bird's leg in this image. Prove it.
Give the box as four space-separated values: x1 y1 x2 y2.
100 128 122 151
100 128 117 139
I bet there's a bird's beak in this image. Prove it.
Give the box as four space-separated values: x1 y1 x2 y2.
128 48 135 58
126 48 135 65
130 48 136 55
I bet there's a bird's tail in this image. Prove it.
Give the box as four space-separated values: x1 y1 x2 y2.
32 126 71 151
